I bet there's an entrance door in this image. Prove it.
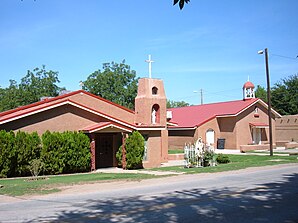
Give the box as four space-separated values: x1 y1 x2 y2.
206 129 215 146
253 128 261 145
96 135 114 168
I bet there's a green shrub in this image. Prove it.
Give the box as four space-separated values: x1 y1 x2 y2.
41 131 65 175
14 131 41 177
117 131 145 169
63 131 91 173
0 130 16 178
41 131 90 175
216 153 230 164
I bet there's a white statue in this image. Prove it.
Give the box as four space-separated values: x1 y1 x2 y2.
151 109 156 124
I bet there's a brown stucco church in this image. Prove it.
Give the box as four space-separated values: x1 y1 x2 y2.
0 76 281 169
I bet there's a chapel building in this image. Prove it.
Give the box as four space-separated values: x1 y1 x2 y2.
0 77 281 168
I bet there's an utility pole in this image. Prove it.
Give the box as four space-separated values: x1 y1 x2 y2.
200 89 203 105
258 48 273 156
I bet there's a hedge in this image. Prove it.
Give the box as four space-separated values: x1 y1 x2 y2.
0 130 91 178
116 131 145 169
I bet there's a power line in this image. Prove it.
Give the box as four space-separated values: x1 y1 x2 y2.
271 53 298 60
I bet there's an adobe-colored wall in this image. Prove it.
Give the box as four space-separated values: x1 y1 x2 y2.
276 115 298 143
1 104 107 135
68 93 135 124
196 118 220 147
141 130 162 168
135 78 167 126
235 101 276 148
167 101 278 150
217 117 237 149
168 129 196 150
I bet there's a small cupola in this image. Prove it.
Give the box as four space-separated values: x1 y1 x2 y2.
243 78 255 100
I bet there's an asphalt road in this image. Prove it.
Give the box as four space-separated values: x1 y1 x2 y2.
1 164 298 223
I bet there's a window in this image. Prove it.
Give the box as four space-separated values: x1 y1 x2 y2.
152 87 158 95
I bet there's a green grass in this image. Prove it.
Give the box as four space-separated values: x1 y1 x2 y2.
168 149 184 154
151 154 298 174
0 172 155 197
1 155 298 197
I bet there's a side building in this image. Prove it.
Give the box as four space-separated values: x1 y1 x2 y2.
167 81 281 151
0 78 168 169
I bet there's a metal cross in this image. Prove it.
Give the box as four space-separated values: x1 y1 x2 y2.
145 55 154 78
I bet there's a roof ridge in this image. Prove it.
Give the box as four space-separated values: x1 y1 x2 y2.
0 90 135 116
168 98 259 110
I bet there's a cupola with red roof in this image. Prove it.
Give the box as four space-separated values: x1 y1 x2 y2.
243 77 255 100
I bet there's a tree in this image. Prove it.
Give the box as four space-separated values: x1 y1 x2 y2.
0 66 64 112
173 0 190 10
255 85 267 103
167 100 190 108
0 80 21 112
116 131 145 169
18 65 64 105
254 74 297 115
271 74 297 115
83 60 139 110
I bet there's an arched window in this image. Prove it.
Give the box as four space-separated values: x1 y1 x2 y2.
151 104 160 124
152 87 158 95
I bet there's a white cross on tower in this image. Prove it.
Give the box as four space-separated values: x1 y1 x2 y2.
145 55 154 78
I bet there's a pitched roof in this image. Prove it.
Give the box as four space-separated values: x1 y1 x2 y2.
167 98 272 129
0 90 134 128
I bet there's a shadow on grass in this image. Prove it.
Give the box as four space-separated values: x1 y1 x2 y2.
30 173 298 223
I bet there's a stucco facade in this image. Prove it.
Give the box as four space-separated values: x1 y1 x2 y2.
275 115 298 146
167 81 280 151
0 78 168 169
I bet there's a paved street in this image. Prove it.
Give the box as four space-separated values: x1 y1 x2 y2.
1 164 298 223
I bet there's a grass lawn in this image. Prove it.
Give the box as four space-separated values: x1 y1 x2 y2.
0 172 155 197
1 154 298 197
151 154 298 174
168 149 184 154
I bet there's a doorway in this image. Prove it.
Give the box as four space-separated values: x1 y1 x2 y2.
252 128 262 145
95 134 114 168
206 129 215 146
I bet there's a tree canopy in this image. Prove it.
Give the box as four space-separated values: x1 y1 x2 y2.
0 66 64 112
271 74 297 115
167 100 190 108
82 61 139 110
255 74 297 115
255 85 267 103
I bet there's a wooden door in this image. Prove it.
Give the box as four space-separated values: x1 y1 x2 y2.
96 134 114 168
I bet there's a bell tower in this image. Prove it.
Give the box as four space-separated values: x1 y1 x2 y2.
243 78 255 100
135 78 167 126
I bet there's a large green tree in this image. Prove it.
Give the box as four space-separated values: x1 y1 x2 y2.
83 61 139 110
255 74 297 115
271 74 297 115
0 66 64 112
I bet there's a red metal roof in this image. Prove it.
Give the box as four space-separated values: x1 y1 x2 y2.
243 81 255 89
168 98 259 128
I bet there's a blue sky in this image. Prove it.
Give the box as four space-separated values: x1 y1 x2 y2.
0 0 297 105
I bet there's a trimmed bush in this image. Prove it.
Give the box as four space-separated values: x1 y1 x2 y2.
117 131 145 169
14 131 41 177
216 153 230 164
41 131 90 175
0 130 16 178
